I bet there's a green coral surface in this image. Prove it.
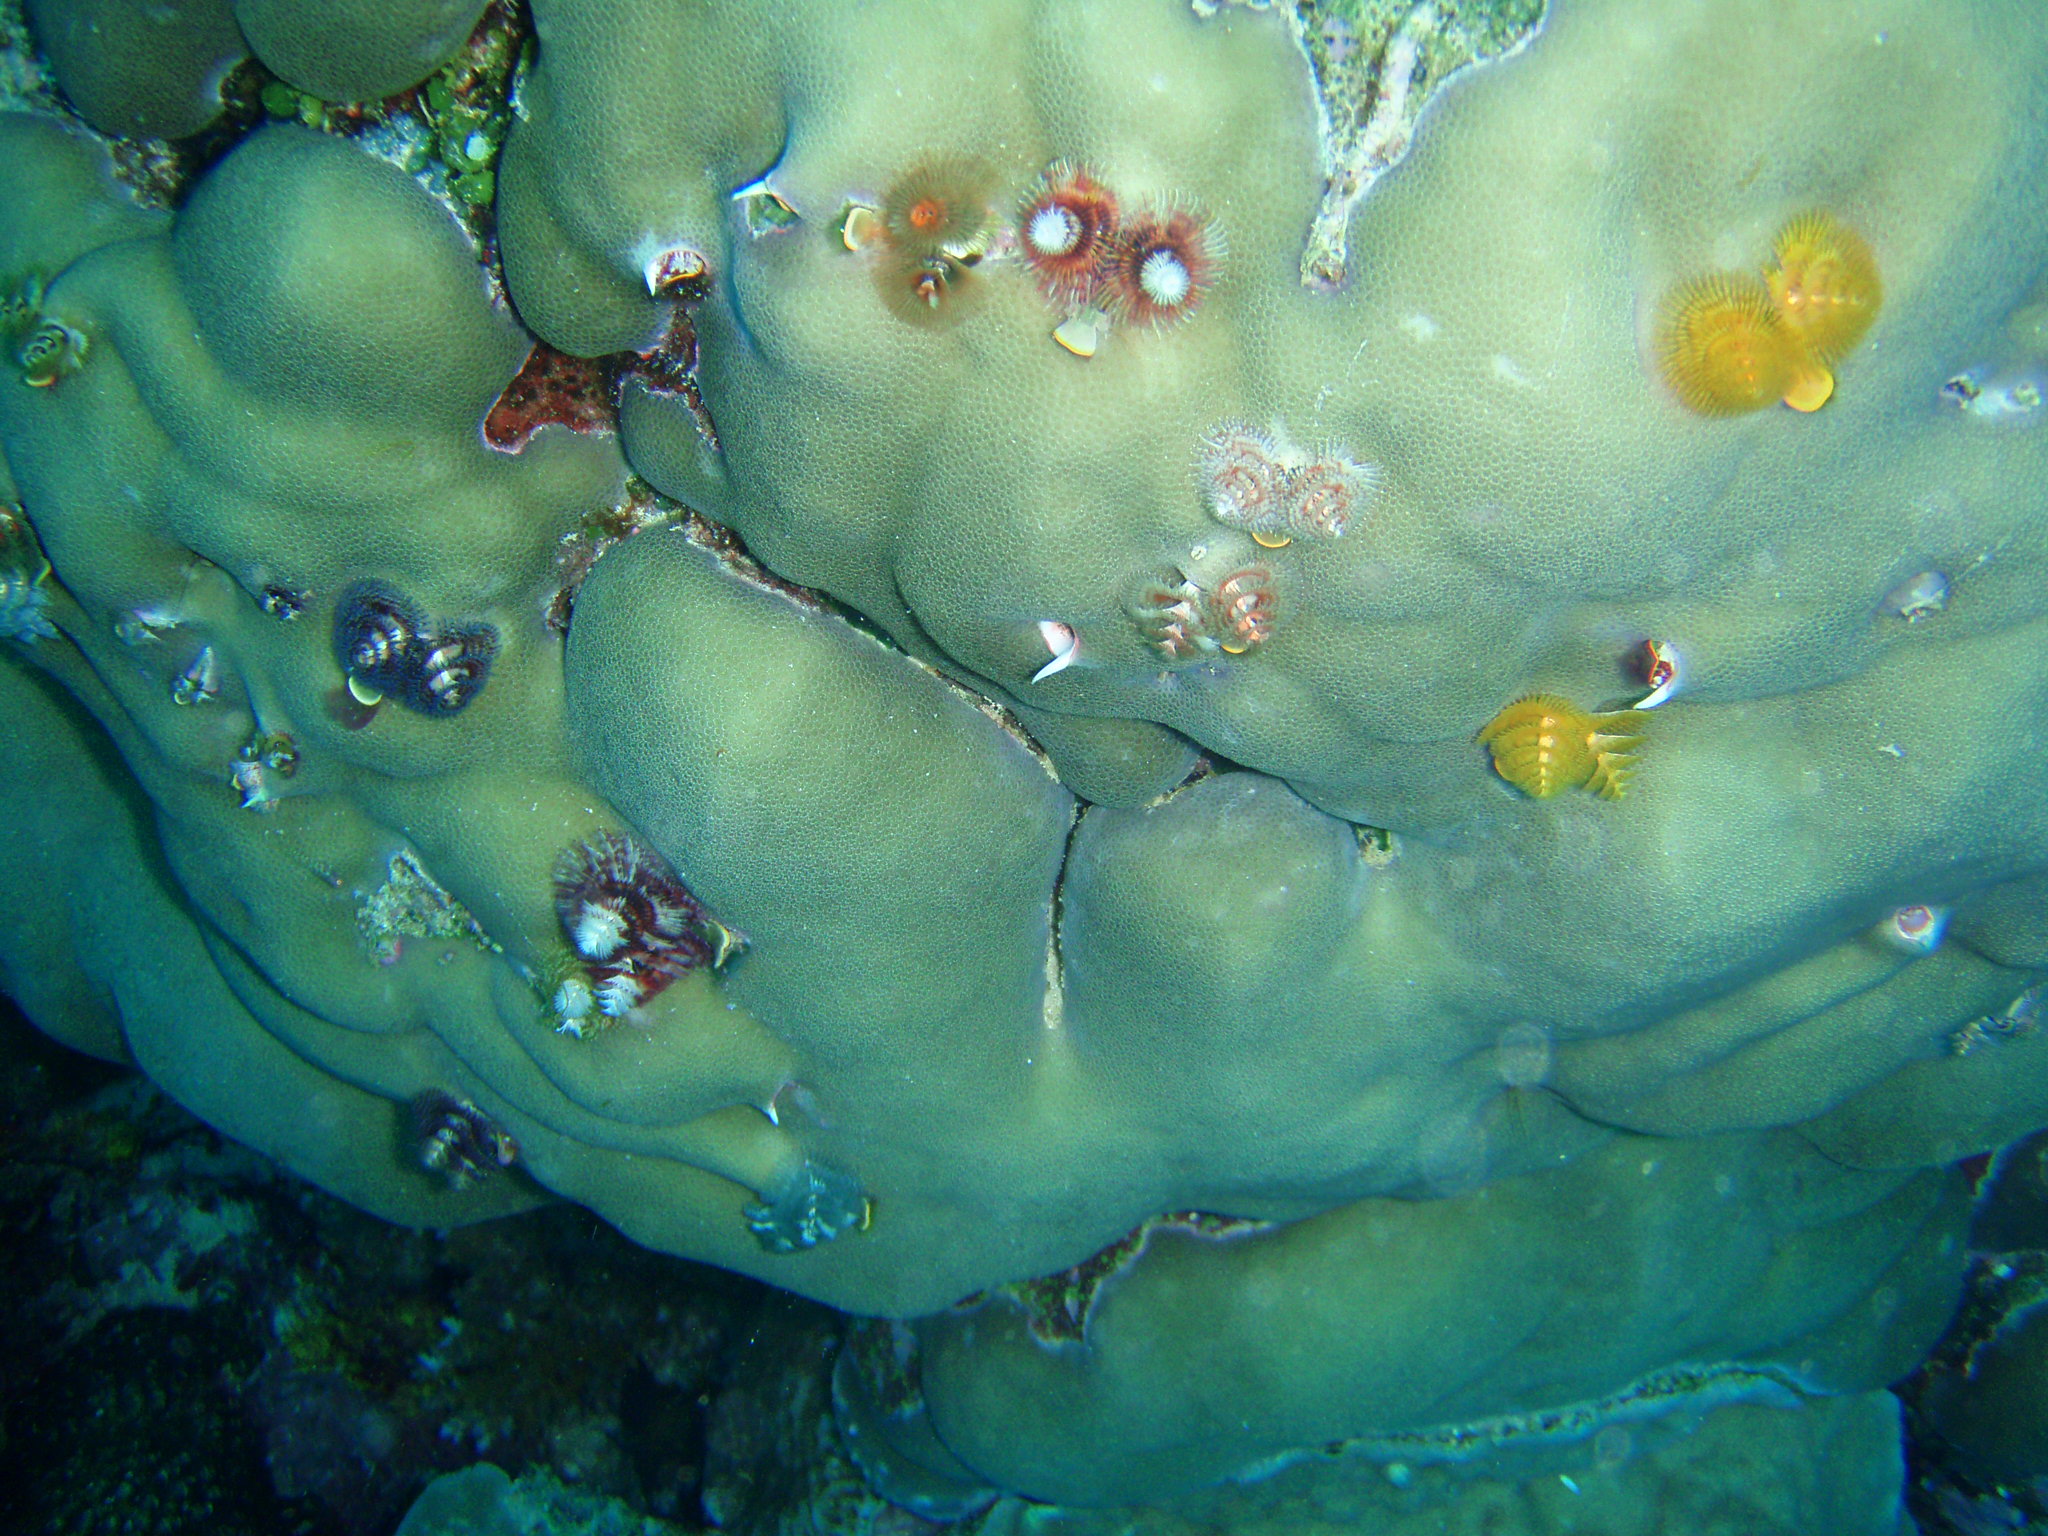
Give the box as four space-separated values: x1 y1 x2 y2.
3 0 2046 1524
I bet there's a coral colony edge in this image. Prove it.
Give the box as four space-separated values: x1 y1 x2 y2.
1 0 2046 1531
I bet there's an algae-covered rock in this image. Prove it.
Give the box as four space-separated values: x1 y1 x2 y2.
395 1462 679 1536
0 0 2045 1523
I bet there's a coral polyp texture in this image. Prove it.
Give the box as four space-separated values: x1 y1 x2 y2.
3 0 2048 1529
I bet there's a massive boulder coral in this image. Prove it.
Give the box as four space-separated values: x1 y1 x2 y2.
2 0 2047 1526
21 0 495 140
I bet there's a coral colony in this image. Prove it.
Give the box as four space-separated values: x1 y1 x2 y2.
2 0 2045 1529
